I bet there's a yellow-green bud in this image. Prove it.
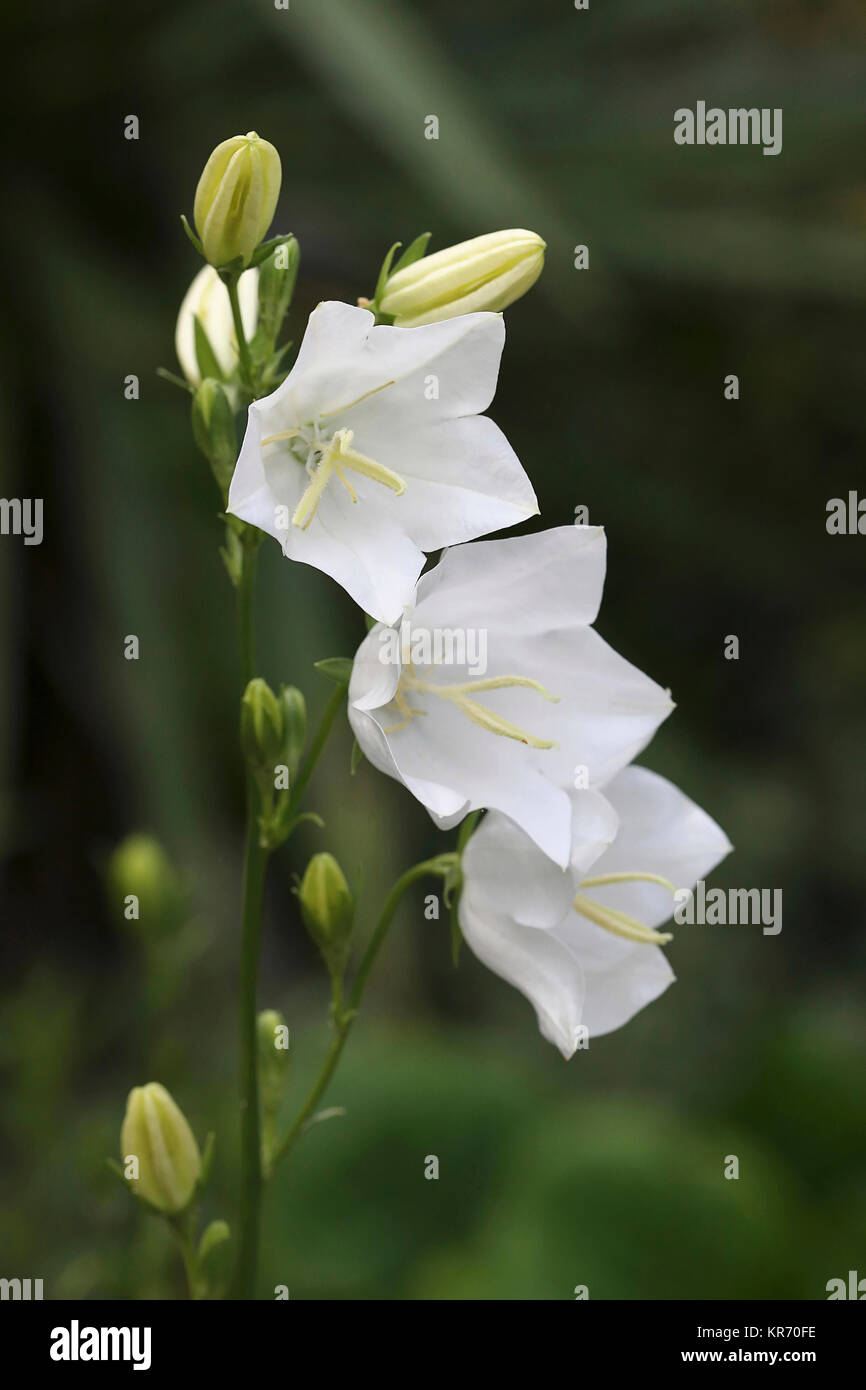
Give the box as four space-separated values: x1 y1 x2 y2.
240 678 284 773
257 1009 290 1114
192 378 237 497
120 1082 201 1214
193 131 282 269
107 834 182 932
279 686 306 776
299 853 354 975
379 228 545 327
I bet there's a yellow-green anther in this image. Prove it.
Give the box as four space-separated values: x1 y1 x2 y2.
579 871 675 892
290 429 406 531
573 893 673 946
393 670 558 747
448 694 556 748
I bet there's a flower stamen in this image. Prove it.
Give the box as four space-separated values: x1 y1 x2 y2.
289 428 407 530
573 870 675 945
395 669 559 747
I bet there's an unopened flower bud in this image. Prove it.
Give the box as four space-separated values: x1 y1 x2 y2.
175 264 258 386
193 131 282 269
257 1009 290 1114
107 834 183 933
120 1082 201 1214
299 853 354 975
240 678 284 774
278 685 306 776
379 229 545 327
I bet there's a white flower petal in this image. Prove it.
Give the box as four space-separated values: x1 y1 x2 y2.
580 766 733 928
348 674 574 865
271 301 505 426
415 525 607 632
459 888 587 1057
462 794 617 929
551 913 675 1038
227 302 536 618
349 414 538 550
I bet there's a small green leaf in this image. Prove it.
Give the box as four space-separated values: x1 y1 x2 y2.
372 241 402 309
392 231 431 273
314 657 353 686
193 316 225 383
198 1219 231 1265
156 366 195 395
350 738 364 776
180 213 203 255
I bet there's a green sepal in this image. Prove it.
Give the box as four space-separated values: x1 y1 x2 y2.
248 232 296 270
193 316 226 383
107 1158 170 1219
392 231 431 274
180 213 204 256
254 236 300 358
350 738 363 776
371 240 402 311
314 657 353 687
156 366 195 395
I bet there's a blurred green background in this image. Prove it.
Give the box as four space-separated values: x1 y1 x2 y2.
1 0 865 1300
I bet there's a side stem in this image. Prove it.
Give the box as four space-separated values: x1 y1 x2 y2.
233 541 267 1299
273 856 455 1168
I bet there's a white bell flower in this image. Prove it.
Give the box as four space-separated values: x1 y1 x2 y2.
458 766 733 1055
175 264 258 386
227 300 538 623
347 526 674 866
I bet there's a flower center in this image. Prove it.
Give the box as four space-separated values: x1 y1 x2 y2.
260 423 406 530
385 660 559 747
573 872 675 945
260 379 405 530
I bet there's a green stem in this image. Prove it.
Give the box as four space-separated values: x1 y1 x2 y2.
233 781 270 1298
169 1212 202 1300
273 856 455 1168
233 540 268 1299
237 544 258 689
226 273 255 395
286 683 347 816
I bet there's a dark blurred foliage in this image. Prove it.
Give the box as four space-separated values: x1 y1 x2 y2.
0 0 864 1299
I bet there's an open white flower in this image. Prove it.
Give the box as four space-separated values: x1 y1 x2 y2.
227 300 538 623
348 527 674 867
458 766 733 1055
175 265 258 386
